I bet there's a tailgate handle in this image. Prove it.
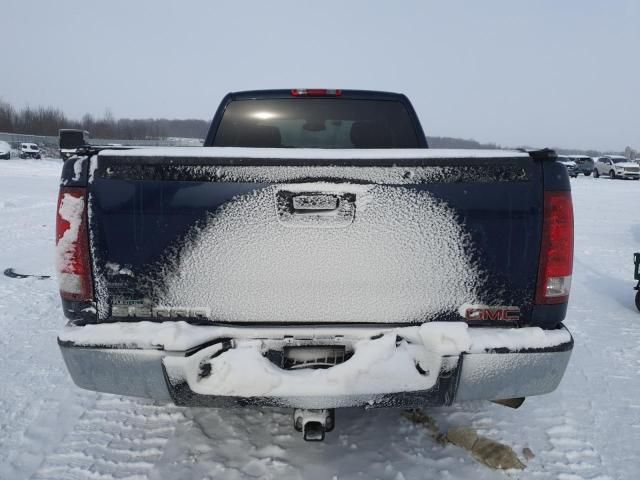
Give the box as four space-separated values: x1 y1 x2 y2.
276 190 356 227
292 194 339 212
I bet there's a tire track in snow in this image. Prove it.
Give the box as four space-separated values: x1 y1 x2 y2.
535 409 611 480
146 408 305 480
30 395 186 480
0 275 85 479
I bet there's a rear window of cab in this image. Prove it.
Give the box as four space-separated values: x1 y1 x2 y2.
213 98 420 149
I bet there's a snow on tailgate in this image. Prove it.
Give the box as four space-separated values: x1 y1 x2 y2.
99 146 530 160
151 183 482 323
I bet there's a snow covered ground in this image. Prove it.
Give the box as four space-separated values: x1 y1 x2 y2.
0 158 639 479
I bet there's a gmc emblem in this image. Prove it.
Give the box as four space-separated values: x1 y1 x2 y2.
465 306 520 321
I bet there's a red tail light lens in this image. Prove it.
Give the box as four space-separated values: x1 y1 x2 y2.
535 191 574 304
290 89 342 97
56 187 93 301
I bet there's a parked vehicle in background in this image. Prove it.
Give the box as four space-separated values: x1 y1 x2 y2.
19 143 42 159
565 155 593 176
0 141 11 160
557 156 578 177
59 129 90 160
593 155 640 179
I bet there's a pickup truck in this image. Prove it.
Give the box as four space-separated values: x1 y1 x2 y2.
56 89 574 441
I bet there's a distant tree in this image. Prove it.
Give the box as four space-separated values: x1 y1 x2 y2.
624 146 637 160
0 100 15 132
428 136 500 149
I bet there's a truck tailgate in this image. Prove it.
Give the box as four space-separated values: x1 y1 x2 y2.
85 147 545 326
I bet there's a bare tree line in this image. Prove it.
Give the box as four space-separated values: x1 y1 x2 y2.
0 99 630 156
0 100 209 140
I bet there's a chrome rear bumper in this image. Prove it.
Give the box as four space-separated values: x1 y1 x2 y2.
59 322 573 409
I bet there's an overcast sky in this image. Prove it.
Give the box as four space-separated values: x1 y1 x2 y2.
3 0 639 151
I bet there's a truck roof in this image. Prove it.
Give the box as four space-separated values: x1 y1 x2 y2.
227 89 408 101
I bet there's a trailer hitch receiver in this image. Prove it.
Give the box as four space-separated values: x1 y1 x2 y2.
293 408 335 441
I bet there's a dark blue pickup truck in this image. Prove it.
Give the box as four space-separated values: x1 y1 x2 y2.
56 89 574 440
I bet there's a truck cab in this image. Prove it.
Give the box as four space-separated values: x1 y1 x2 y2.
204 89 428 149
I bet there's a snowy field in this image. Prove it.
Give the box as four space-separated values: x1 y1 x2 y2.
0 158 639 480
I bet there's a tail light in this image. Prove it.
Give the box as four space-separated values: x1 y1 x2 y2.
535 191 574 304
56 187 93 301
291 89 342 97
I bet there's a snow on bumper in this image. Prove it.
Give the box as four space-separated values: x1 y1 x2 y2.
58 322 573 409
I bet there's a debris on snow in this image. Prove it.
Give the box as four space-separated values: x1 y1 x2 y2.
404 410 526 471
445 426 478 451
401 409 446 444
522 446 536 462
445 426 525 470
3 268 51 280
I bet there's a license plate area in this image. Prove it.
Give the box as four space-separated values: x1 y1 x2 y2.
280 345 351 370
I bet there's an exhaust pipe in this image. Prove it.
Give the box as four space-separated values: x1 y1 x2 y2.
293 408 335 441
491 397 526 409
